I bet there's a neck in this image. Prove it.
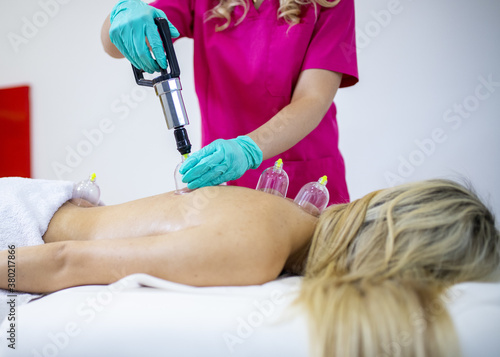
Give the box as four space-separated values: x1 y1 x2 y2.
253 0 265 10
283 239 312 275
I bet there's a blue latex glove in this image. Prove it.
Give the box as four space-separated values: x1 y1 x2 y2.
109 0 180 73
180 136 263 189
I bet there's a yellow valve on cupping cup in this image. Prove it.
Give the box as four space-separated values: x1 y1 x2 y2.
256 158 289 197
175 154 189 194
72 172 101 206
293 175 330 216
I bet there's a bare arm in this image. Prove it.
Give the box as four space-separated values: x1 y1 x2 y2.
101 14 124 58
1 223 291 293
1 244 67 294
248 69 342 160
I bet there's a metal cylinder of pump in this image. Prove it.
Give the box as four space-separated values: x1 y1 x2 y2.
131 18 192 156
153 77 189 129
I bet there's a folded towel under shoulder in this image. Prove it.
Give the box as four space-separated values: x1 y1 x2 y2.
0 177 74 250
0 177 74 323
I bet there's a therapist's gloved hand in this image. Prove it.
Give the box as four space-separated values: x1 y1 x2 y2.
180 136 263 189
109 0 180 73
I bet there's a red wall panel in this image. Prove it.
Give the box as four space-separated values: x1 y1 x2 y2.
0 85 31 178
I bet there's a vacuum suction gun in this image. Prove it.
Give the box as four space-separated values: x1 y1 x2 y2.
132 17 192 156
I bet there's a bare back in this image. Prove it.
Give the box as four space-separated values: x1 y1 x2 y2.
46 186 316 244
40 186 317 288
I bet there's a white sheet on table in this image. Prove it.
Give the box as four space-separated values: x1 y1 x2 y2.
1 274 499 357
447 281 500 357
0 274 309 357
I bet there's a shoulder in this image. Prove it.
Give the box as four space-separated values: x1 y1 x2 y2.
195 186 317 257
195 185 313 225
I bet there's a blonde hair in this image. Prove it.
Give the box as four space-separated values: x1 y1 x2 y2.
207 0 340 31
297 179 500 357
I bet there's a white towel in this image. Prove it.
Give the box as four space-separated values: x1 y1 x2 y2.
0 177 74 323
0 177 74 249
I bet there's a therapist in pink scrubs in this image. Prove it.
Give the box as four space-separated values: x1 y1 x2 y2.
102 0 358 204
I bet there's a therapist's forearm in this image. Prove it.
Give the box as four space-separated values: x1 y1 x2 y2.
247 97 328 161
101 14 124 58
247 69 342 161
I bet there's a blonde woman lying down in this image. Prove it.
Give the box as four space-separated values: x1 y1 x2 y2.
1 179 499 357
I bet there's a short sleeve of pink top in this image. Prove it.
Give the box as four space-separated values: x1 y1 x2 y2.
149 0 358 204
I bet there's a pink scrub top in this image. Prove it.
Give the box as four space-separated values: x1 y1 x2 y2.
150 0 358 204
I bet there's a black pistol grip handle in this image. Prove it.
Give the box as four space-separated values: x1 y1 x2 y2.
154 17 181 78
132 17 180 87
132 64 154 87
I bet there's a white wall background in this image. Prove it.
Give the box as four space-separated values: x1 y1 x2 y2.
0 0 499 220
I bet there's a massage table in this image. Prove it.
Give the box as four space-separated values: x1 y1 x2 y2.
1 178 499 356
1 274 500 356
